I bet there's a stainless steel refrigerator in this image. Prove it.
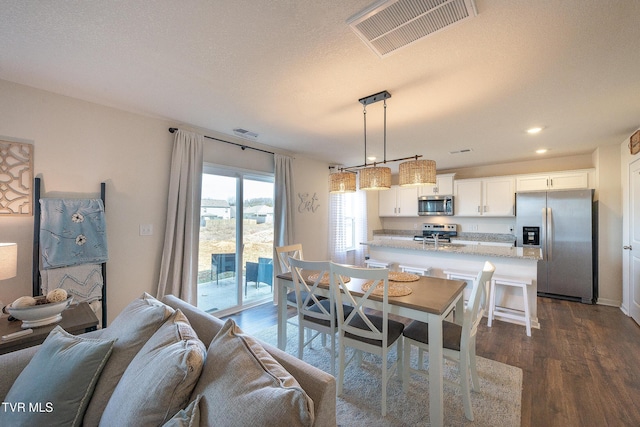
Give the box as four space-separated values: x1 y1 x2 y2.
515 189 596 303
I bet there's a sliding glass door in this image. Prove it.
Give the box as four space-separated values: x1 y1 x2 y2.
197 166 274 315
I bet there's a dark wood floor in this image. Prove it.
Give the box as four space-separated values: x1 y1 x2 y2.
224 297 640 427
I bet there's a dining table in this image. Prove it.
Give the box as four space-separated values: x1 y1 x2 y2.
276 270 467 427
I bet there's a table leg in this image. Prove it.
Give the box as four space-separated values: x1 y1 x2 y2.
277 278 287 350
428 316 444 427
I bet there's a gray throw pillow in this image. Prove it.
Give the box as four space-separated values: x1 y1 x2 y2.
99 309 206 426
162 395 201 427
0 326 115 427
189 319 315 427
83 292 175 426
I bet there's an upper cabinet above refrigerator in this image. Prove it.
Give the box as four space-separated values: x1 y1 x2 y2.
515 169 593 192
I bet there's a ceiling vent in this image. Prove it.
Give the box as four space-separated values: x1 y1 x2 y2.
233 128 259 139
449 148 473 154
347 0 477 58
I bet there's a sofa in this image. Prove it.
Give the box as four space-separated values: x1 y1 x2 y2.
0 293 336 427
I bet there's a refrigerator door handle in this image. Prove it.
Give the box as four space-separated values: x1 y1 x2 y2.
541 207 547 261
547 207 553 261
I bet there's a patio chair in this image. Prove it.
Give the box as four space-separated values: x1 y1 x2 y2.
211 253 236 286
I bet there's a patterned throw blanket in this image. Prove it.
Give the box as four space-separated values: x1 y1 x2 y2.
40 198 108 269
41 263 104 302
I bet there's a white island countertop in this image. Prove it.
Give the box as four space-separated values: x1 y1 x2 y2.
363 239 542 261
363 238 542 331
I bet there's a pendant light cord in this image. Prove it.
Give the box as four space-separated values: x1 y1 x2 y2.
363 104 368 166
383 99 387 164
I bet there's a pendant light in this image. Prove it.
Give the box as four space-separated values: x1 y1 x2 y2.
328 90 435 192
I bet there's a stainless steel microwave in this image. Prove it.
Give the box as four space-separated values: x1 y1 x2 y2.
418 195 454 216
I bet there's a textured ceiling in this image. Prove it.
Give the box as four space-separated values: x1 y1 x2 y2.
2 0 639 171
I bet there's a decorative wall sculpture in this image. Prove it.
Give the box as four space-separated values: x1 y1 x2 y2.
0 140 33 215
297 192 320 214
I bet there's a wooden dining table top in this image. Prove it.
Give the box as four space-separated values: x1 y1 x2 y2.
277 271 466 316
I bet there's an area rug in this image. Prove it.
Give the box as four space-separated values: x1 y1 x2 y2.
254 321 522 427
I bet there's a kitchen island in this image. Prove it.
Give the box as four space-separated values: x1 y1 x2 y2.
363 238 542 330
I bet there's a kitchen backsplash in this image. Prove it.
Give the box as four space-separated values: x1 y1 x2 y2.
380 216 517 235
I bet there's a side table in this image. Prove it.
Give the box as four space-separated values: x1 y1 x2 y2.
0 301 99 355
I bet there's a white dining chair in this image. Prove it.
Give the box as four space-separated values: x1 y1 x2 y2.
329 262 404 417
289 258 352 376
401 261 495 421
275 244 305 308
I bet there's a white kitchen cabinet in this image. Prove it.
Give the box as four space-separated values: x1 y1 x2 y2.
454 176 515 216
378 185 418 217
515 169 591 192
418 173 455 196
454 180 482 216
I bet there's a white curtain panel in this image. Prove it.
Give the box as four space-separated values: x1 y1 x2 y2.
157 130 204 304
273 154 294 302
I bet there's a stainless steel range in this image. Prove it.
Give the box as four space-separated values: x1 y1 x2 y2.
413 224 458 242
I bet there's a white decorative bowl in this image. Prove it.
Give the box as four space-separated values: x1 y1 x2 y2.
8 296 73 329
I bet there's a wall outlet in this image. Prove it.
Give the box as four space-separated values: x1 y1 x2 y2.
139 224 153 236
413 223 418 229
471 224 479 231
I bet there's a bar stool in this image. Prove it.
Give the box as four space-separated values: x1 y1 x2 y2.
488 275 532 337
399 265 432 276
443 268 487 326
443 269 477 283
364 259 392 269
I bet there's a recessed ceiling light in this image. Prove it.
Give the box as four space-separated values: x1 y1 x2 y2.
367 156 377 161
536 149 548 154
527 127 543 134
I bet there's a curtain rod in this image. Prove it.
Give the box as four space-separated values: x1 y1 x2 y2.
168 127 274 155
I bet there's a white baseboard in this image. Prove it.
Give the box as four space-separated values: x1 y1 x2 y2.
596 298 621 307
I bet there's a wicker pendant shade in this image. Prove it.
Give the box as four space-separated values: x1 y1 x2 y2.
399 159 436 186
359 166 391 190
329 171 356 193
